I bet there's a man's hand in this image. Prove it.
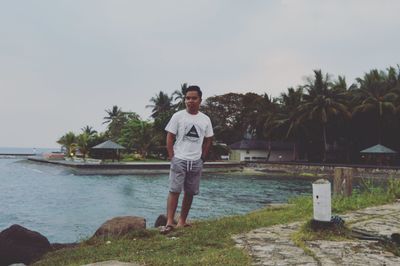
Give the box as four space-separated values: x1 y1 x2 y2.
166 132 175 161
201 137 212 162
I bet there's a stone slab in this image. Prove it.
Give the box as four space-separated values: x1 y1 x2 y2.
234 202 400 265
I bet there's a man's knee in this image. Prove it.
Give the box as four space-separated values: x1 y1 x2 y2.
169 191 180 197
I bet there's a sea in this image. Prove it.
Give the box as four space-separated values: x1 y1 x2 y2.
0 147 312 243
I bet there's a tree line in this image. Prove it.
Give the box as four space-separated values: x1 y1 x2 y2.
58 65 400 163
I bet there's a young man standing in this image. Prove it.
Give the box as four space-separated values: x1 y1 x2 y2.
161 85 213 233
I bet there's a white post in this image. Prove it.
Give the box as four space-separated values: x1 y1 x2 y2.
312 179 331 222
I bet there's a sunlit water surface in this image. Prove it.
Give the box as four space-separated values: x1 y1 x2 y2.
0 158 312 243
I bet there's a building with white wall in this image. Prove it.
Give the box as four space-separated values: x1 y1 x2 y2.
229 140 296 162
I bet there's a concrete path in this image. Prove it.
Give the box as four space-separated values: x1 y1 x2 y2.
234 202 400 265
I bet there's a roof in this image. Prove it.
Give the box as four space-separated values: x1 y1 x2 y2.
92 140 126 150
360 144 397 154
229 140 294 151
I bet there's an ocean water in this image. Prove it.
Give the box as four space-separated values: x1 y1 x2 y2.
0 153 312 243
0 147 58 154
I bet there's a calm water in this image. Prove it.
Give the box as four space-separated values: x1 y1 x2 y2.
0 157 312 243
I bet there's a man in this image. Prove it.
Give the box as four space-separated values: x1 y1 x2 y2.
161 85 213 234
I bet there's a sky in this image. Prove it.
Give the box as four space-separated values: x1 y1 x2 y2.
1 0 400 148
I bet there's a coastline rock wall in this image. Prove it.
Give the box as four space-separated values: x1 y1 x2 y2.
248 162 400 179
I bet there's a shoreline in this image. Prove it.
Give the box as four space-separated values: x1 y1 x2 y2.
27 157 244 175
26 157 400 178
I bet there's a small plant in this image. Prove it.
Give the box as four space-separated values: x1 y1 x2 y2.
387 178 400 199
293 220 352 242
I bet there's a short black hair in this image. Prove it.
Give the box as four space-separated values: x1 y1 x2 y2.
184 85 202 98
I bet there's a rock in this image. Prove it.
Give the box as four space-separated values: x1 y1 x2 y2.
154 213 182 227
93 216 146 238
0 224 51 266
154 214 168 227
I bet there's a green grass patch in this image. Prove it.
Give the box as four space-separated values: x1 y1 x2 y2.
292 220 352 242
34 180 400 266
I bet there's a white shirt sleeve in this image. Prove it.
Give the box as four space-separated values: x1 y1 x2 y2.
165 113 178 134
205 117 214 138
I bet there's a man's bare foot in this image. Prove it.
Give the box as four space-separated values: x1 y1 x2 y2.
176 223 192 228
160 224 175 235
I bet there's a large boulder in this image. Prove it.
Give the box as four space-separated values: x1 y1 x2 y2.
0 224 51 265
93 216 146 238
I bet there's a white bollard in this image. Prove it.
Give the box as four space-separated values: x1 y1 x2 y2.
312 179 331 222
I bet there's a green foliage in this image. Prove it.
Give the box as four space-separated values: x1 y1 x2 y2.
120 153 147 161
58 67 400 164
146 91 174 119
87 132 107 149
297 70 351 161
81 125 97 136
153 109 175 144
57 132 77 157
119 120 159 158
202 93 250 144
103 105 140 141
172 83 187 110
76 133 90 159
387 178 400 198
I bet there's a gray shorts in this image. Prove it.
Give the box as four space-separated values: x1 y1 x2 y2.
169 157 203 195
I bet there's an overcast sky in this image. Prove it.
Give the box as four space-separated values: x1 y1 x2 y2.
1 0 400 148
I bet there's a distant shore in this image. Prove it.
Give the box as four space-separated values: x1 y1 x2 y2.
27 157 243 175
26 156 400 178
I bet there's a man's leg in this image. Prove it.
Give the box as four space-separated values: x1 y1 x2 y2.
177 192 193 227
167 192 180 226
166 157 186 227
178 158 202 227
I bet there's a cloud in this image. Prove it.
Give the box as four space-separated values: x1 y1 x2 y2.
1 0 400 147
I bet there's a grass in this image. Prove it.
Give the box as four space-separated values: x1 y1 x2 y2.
34 179 400 266
291 220 353 265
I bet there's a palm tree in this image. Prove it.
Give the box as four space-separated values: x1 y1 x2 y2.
57 132 77 157
146 91 174 118
297 70 351 162
241 93 276 140
103 105 122 125
103 106 139 141
172 83 188 110
353 69 399 143
266 87 304 140
77 133 90 159
81 125 97 136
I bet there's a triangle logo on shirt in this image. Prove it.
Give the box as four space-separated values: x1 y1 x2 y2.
186 125 199 138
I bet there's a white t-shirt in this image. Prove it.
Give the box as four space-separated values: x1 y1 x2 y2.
165 110 214 161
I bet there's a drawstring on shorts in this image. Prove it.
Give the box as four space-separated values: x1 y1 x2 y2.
186 160 193 172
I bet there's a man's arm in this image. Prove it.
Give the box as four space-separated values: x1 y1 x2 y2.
166 132 175 160
201 137 213 161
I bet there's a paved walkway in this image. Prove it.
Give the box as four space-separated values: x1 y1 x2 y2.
234 201 400 265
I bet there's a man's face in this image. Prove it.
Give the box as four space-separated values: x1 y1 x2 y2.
185 90 202 114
